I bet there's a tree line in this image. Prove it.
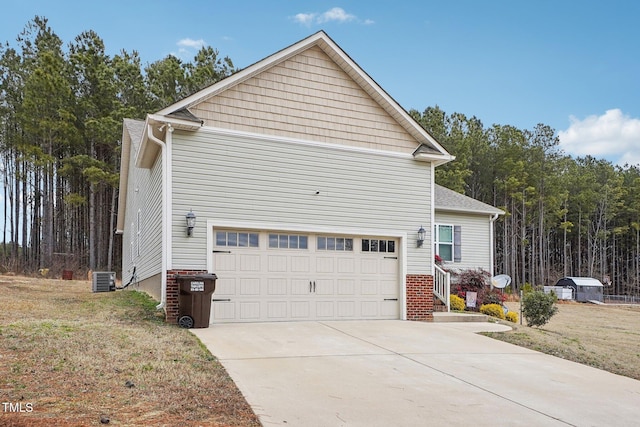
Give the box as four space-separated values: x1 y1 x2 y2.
411 107 640 295
0 17 234 274
1 18 637 297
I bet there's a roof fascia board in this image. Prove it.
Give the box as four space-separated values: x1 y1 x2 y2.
147 113 203 130
436 206 505 216
116 125 132 233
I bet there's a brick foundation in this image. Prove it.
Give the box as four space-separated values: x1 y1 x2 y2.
406 274 434 321
165 269 208 324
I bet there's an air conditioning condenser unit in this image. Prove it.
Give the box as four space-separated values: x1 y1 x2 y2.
92 271 116 292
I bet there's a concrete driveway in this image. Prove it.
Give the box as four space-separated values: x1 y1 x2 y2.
192 321 640 426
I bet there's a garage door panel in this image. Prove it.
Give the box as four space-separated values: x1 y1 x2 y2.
337 279 355 295
240 278 260 295
316 301 334 317
215 254 236 271
338 258 355 273
268 255 287 272
214 278 236 296
212 302 236 320
360 258 378 274
291 301 310 318
337 301 355 317
291 256 310 272
361 280 377 295
381 300 399 317
212 230 400 323
380 259 397 274
361 301 378 317
291 279 311 295
267 278 287 295
267 301 287 319
316 257 334 273
239 302 260 319
240 254 261 271
315 279 334 295
380 280 397 296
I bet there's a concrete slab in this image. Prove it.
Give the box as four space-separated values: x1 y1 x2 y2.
192 321 640 426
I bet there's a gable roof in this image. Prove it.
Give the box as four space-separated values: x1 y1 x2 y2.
435 184 504 216
116 119 145 234
155 31 453 165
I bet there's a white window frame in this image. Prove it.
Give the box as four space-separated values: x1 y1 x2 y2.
268 233 309 249
215 231 260 248
434 224 454 262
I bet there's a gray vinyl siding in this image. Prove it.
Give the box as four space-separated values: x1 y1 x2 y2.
121 148 163 284
170 129 433 274
435 211 493 272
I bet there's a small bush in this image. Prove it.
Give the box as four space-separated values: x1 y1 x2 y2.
522 291 558 327
450 294 465 311
521 283 534 295
505 311 518 323
480 303 505 320
483 290 506 305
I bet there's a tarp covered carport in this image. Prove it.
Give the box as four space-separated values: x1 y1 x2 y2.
555 277 604 303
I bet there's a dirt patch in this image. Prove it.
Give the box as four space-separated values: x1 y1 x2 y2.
0 276 260 426
485 300 640 380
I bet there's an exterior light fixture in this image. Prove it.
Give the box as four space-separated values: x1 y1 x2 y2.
186 210 196 237
417 226 426 248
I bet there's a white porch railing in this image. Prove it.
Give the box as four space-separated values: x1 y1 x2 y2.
433 265 451 312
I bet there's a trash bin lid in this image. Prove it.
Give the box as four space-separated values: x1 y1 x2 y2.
175 273 217 280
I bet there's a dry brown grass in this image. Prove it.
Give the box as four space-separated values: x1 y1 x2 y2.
0 275 260 427
484 300 640 380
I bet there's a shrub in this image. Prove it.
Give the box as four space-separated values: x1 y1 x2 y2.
521 283 534 295
522 291 558 327
505 311 518 323
450 294 465 311
483 290 506 305
480 303 505 320
451 268 491 309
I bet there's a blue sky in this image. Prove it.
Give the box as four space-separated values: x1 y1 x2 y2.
2 1 640 166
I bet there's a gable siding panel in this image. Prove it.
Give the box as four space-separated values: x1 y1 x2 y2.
435 211 492 272
190 46 418 153
170 129 432 274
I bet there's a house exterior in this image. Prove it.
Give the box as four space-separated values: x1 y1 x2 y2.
434 185 503 275
117 31 500 324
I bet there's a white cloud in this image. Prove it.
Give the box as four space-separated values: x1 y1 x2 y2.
558 109 640 166
177 38 206 49
292 7 370 26
318 7 355 23
294 13 316 26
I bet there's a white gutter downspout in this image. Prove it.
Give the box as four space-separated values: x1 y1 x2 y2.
489 213 500 277
147 123 168 310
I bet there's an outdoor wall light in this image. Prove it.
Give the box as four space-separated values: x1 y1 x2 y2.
417 226 426 248
186 210 196 237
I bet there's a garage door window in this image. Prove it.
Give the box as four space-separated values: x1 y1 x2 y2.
317 236 353 251
362 239 395 253
269 234 308 249
216 231 259 247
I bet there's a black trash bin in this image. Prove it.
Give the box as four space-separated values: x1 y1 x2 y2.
176 274 217 328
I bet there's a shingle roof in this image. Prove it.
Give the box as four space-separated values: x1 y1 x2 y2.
435 184 504 215
123 118 145 151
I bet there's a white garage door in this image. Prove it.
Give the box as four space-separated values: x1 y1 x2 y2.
210 229 399 323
